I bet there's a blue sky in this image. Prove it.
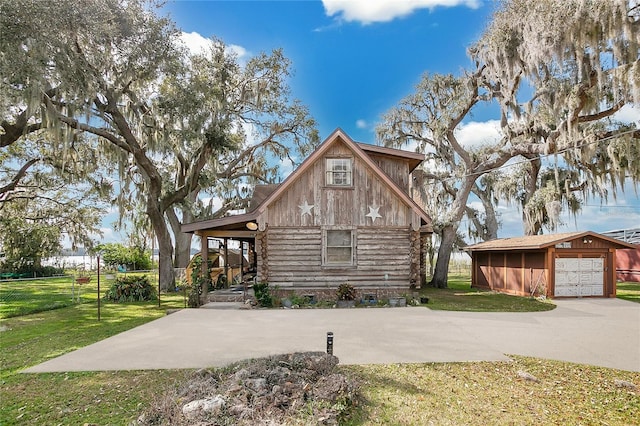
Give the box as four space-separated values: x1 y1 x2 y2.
99 0 640 244
166 0 495 141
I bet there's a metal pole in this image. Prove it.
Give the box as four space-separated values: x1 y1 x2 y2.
326 332 334 355
153 236 159 307
97 254 101 321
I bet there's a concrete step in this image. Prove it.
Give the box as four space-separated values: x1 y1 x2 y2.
208 292 250 303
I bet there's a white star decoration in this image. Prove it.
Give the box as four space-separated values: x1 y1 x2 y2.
298 200 314 217
366 205 382 223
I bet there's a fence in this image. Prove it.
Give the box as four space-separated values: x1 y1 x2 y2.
0 269 164 319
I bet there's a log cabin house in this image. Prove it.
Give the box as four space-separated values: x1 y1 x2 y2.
182 128 432 301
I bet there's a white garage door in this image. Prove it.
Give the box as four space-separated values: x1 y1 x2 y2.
555 257 604 297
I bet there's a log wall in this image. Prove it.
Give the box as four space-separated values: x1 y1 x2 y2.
263 227 411 288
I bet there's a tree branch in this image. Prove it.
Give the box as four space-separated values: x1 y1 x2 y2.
578 99 626 123
0 158 40 196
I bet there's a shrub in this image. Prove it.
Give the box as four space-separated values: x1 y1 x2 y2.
186 284 200 308
104 275 156 302
336 283 356 301
96 243 152 271
36 265 64 277
253 282 273 307
186 255 214 307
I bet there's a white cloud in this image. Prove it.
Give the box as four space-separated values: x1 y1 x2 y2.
401 138 419 153
322 0 481 24
279 157 296 179
355 119 368 129
200 196 223 213
454 120 502 149
180 31 212 56
227 44 248 60
179 32 249 62
612 104 640 125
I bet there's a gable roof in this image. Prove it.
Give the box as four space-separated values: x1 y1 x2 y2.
248 184 278 212
182 128 432 234
254 128 431 225
356 143 424 172
465 231 637 251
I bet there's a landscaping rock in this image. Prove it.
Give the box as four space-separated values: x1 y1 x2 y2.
138 352 359 425
182 395 225 419
614 379 637 391
245 377 268 394
517 370 539 382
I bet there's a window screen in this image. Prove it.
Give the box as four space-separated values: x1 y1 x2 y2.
326 158 352 186
325 229 353 264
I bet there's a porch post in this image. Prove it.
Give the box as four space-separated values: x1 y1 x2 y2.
240 241 245 284
200 234 209 305
224 238 229 285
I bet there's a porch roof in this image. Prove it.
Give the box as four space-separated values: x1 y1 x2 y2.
181 211 259 238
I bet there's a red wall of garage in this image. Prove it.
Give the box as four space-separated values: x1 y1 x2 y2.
616 248 640 282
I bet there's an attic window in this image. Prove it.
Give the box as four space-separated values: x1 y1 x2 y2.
326 158 352 186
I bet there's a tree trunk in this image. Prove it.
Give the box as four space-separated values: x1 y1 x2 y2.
428 176 475 288
469 184 499 241
167 205 194 268
147 199 176 291
481 196 499 240
427 237 436 278
522 155 542 235
174 231 193 268
428 225 458 288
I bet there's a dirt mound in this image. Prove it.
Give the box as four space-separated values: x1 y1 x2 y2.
135 352 359 425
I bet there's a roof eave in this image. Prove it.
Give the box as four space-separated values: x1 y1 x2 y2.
181 211 259 234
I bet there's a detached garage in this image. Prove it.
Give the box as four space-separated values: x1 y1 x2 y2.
465 231 637 299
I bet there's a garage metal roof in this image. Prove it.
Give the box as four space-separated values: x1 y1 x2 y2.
465 231 637 251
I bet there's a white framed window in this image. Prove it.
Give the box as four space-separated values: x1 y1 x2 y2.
325 158 352 186
323 228 355 266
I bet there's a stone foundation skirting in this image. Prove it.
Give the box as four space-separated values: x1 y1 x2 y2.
272 287 414 303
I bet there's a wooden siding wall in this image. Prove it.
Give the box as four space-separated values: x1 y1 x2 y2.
472 251 546 297
263 227 411 288
365 152 410 191
267 140 410 228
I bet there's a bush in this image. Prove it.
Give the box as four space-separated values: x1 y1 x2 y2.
186 255 215 307
104 275 156 302
36 265 64 277
336 283 356 301
253 282 273 307
96 243 152 271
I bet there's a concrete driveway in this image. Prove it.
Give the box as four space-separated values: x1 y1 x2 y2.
25 298 640 373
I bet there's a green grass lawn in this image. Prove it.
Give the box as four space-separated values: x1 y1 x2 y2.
419 274 556 312
0 276 85 318
617 281 640 303
0 272 183 318
0 293 187 425
343 359 640 425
